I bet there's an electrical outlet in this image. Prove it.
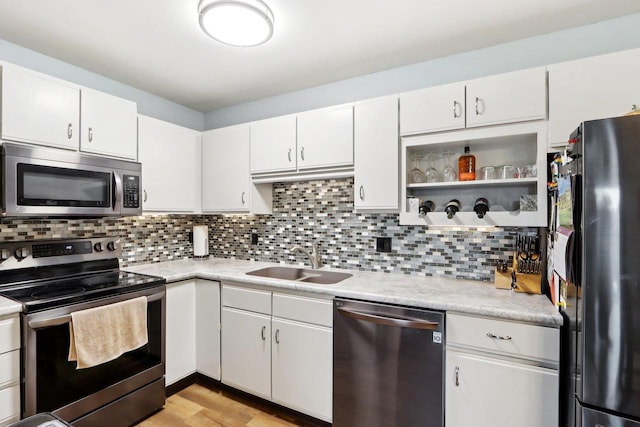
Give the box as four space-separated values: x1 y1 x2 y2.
376 237 392 253
251 233 258 245
188 232 193 244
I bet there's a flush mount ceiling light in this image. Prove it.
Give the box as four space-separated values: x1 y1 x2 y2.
198 0 274 47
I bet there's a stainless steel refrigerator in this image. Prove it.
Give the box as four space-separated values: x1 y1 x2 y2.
562 115 640 426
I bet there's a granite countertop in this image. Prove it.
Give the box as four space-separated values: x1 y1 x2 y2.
125 257 562 327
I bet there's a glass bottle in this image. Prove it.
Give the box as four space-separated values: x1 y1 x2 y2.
473 197 490 218
458 146 476 181
445 199 460 219
419 200 436 217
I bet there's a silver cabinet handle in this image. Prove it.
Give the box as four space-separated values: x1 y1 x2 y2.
359 185 364 201
455 366 460 386
453 100 462 118
486 332 512 340
275 329 280 344
475 97 484 115
288 148 292 162
88 127 93 142
300 146 305 161
143 190 148 203
241 191 246 205
261 325 266 341
67 123 73 139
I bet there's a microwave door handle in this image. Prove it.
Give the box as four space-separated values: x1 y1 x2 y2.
113 171 123 211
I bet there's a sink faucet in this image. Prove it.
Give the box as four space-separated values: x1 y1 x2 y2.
291 241 322 269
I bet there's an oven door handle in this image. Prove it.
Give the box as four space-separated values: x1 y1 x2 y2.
28 293 164 330
337 306 439 330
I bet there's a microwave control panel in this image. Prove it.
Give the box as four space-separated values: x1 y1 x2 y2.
122 175 140 208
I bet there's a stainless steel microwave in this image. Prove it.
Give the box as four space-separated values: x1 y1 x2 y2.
1 142 142 217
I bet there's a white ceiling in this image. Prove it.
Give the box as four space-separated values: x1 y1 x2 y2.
0 0 638 112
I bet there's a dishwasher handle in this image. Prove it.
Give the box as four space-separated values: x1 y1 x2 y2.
337 306 439 330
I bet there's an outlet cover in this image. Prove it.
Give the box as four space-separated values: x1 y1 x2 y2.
376 237 392 253
251 233 259 245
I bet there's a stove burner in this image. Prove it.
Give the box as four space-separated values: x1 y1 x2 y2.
31 286 87 300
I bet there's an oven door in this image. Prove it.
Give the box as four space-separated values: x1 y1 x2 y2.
22 286 165 423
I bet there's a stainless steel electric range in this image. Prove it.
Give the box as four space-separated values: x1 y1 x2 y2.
0 237 166 427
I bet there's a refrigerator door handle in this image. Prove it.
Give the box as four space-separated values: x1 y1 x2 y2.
337 306 439 330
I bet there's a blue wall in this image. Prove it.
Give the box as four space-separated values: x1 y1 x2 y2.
204 13 640 130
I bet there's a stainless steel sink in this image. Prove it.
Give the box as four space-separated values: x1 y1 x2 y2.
246 266 352 284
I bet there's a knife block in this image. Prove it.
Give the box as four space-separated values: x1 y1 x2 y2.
494 257 542 294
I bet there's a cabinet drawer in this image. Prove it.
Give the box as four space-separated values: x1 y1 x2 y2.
222 284 271 315
0 351 19 388
273 294 332 327
0 316 20 354
447 313 559 363
0 384 20 425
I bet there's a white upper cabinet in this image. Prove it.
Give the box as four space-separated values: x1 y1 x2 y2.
80 88 137 160
138 115 201 213
1 64 138 159
400 67 547 136
297 105 353 170
465 67 547 128
548 48 640 147
1 65 80 150
250 115 297 174
354 95 399 211
400 83 465 135
202 124 252 212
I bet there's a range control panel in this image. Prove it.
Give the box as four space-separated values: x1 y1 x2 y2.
0 237 121 270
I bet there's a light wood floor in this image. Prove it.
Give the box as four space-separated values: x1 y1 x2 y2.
136 384 318 427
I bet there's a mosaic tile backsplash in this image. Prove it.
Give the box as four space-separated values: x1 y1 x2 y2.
0 178 538 281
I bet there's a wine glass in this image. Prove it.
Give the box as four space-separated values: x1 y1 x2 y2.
424 153 442 183
409 154 427 183
441 150 457 182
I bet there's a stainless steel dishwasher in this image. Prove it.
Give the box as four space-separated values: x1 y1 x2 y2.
333 298 444 427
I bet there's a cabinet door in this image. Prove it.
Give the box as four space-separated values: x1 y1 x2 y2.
0 385 20 426
354 95 399 211
138 115 201 212
196 280 221 380
297 105 353 170
202 124 251 212
445 350 558 427
80 88 137 159
250 115 297 174
166 280 196 385
400 83 465 135
272 318 332 422
466 67 547 128
548 48 640 147
221 307 271 400
1 65 79 150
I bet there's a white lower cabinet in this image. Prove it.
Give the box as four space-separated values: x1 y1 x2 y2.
220 283 333 422
0 314 20 427
221 307 272 399
195 279 221 380
445 313 559 427
165 280 197 385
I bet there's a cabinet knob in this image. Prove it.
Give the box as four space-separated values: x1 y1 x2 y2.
455 366 460 386
288 148 292 162
453 100 462 118
261 326 266 341
475 97 484 115
275 329 280 344
486 332 512 340
88 127 93 142
359 185 365 201
300 146 305 161
143 190 148 203
241 191 246 205
67 123 73 139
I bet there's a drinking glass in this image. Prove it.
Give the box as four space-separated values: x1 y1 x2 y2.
441 151 457 182
424 153 442 183
409 154 427 183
